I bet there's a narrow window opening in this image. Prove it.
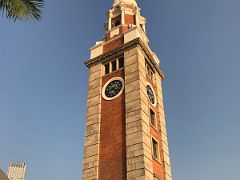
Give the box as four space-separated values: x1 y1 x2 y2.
112 60 117 72
152 138 159 160
148 68 151 78
115 20 121 27
103 56 124 75
105 63 110 75
146 61 154 81
150 109 156 127
119 57 124 69
147 65 150 73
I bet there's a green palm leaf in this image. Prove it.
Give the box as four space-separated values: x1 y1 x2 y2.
0 0 44 21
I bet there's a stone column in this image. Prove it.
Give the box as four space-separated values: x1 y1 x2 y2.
124 47 154 180
121 8 125 25
82 64 102 180
108 11 112 31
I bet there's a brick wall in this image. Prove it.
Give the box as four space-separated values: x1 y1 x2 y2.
125 4 134 9
103 38 124 53
125 14 136 25
99 69 126 180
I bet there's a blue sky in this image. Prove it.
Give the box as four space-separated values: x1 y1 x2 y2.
0 0 240 179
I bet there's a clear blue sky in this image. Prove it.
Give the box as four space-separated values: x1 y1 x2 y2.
1 0 240 179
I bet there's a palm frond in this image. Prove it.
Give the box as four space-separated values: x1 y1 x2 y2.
0 0 44 21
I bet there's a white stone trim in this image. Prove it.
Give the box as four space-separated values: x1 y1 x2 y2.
102 77 125 101
123 26 149 44
108 11 112 30
110 28 120 38
121 8 125 25
90 42 103 59
146 82 157 107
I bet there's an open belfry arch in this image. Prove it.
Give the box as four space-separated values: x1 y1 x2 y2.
82 0 172 179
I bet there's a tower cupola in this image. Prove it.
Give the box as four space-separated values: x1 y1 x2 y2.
103 0 147 45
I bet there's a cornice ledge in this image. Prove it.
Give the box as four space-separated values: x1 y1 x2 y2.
138 39 166 80
84 38 165 79
84 38 139 68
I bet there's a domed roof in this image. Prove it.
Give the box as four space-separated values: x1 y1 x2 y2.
113 0 137 6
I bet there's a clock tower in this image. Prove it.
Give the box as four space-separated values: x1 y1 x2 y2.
82 0 172 180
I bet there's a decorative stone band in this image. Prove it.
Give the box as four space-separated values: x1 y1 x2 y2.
85 37 166 80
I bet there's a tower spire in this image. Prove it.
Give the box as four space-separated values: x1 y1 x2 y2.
113 0 137 6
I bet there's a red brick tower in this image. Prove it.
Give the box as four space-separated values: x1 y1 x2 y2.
82 0 172 179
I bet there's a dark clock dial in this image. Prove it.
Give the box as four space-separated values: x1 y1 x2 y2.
105 80 123 98
146 85 155 105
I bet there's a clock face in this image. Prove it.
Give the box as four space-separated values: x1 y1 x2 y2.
102 77 124 100
105 80 123 98
146 84 155 105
